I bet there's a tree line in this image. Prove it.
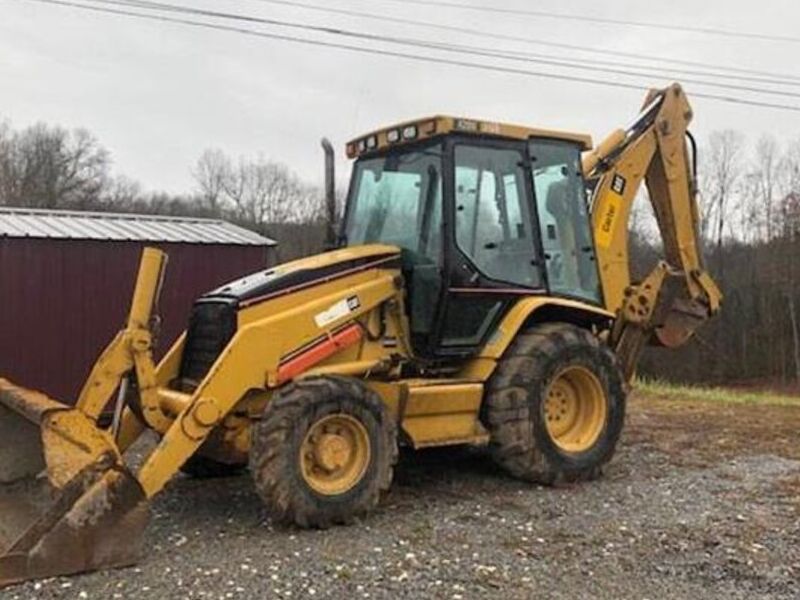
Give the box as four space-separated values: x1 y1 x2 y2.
636 131 800 390
2 117 799 388
0 119 330 261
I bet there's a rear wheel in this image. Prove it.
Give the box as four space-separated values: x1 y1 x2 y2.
483 322 626 484
249 376 397 527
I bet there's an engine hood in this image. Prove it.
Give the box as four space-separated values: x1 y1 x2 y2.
200 244 401 308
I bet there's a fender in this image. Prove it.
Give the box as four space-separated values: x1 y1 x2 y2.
458 297 613 380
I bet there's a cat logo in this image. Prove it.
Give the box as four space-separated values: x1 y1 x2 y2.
347 296 361 311
611 174 626 195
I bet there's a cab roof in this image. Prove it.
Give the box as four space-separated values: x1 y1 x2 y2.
346 115 593 159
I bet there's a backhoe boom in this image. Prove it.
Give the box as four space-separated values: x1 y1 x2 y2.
586 83 722 379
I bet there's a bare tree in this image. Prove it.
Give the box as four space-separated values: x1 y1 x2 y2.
702 130 745 276
238 158 301 225
0 121 14 204
0 123 109 209
193 147 322 228
778 138 800 236
104 175 143 210
734 173 758 245
779 144 800 384
754 135 779 241
192 148 230 213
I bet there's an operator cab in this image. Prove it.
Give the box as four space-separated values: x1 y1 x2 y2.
342 116 601 358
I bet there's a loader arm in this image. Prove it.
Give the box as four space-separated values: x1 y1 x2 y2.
584 83 722 379
135 271 401 498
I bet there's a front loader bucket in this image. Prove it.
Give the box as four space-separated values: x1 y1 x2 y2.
0 379 149 589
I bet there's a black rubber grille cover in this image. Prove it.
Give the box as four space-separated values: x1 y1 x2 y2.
178 300 238 385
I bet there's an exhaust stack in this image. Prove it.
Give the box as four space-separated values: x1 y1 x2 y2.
321 137 337 248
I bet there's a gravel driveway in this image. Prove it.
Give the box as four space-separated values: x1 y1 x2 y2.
4 392 800 599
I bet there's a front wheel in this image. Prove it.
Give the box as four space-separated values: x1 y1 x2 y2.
482 322 626 484
249 376 398 528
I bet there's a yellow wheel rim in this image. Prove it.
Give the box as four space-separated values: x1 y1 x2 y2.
543 366 608 453
300 414 371 496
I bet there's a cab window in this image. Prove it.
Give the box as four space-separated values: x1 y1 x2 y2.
453 144 542 288
345 146 443 261
529 139 601 304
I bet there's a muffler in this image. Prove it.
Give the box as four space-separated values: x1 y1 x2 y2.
0 379 149 589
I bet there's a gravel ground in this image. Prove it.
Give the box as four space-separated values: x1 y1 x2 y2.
4 392 800 600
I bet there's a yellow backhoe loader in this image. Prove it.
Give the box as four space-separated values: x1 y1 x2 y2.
0 83 721 587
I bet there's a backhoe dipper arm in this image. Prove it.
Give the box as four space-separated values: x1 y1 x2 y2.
584 83 722 380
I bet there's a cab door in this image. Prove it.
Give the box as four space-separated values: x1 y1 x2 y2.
435 138 546 354
342 142 446 354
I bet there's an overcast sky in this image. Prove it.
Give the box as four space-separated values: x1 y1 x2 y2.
2 0 798 194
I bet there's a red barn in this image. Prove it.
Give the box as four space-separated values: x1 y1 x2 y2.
0 207 275 403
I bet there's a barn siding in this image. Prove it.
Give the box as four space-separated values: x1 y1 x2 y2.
0 238 268 403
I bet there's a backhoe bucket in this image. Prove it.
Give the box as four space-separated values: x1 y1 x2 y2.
0 379 149 589
653 297 712 348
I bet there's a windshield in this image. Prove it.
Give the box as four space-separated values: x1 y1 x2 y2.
344 144 443 261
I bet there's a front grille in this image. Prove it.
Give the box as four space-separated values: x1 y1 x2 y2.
178 301 237 385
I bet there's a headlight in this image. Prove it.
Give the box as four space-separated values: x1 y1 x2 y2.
402 125 418 140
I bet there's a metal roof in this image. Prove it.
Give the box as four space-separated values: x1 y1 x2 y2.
0 207 276 246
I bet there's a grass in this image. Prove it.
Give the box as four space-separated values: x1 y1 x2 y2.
636 378 800 406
